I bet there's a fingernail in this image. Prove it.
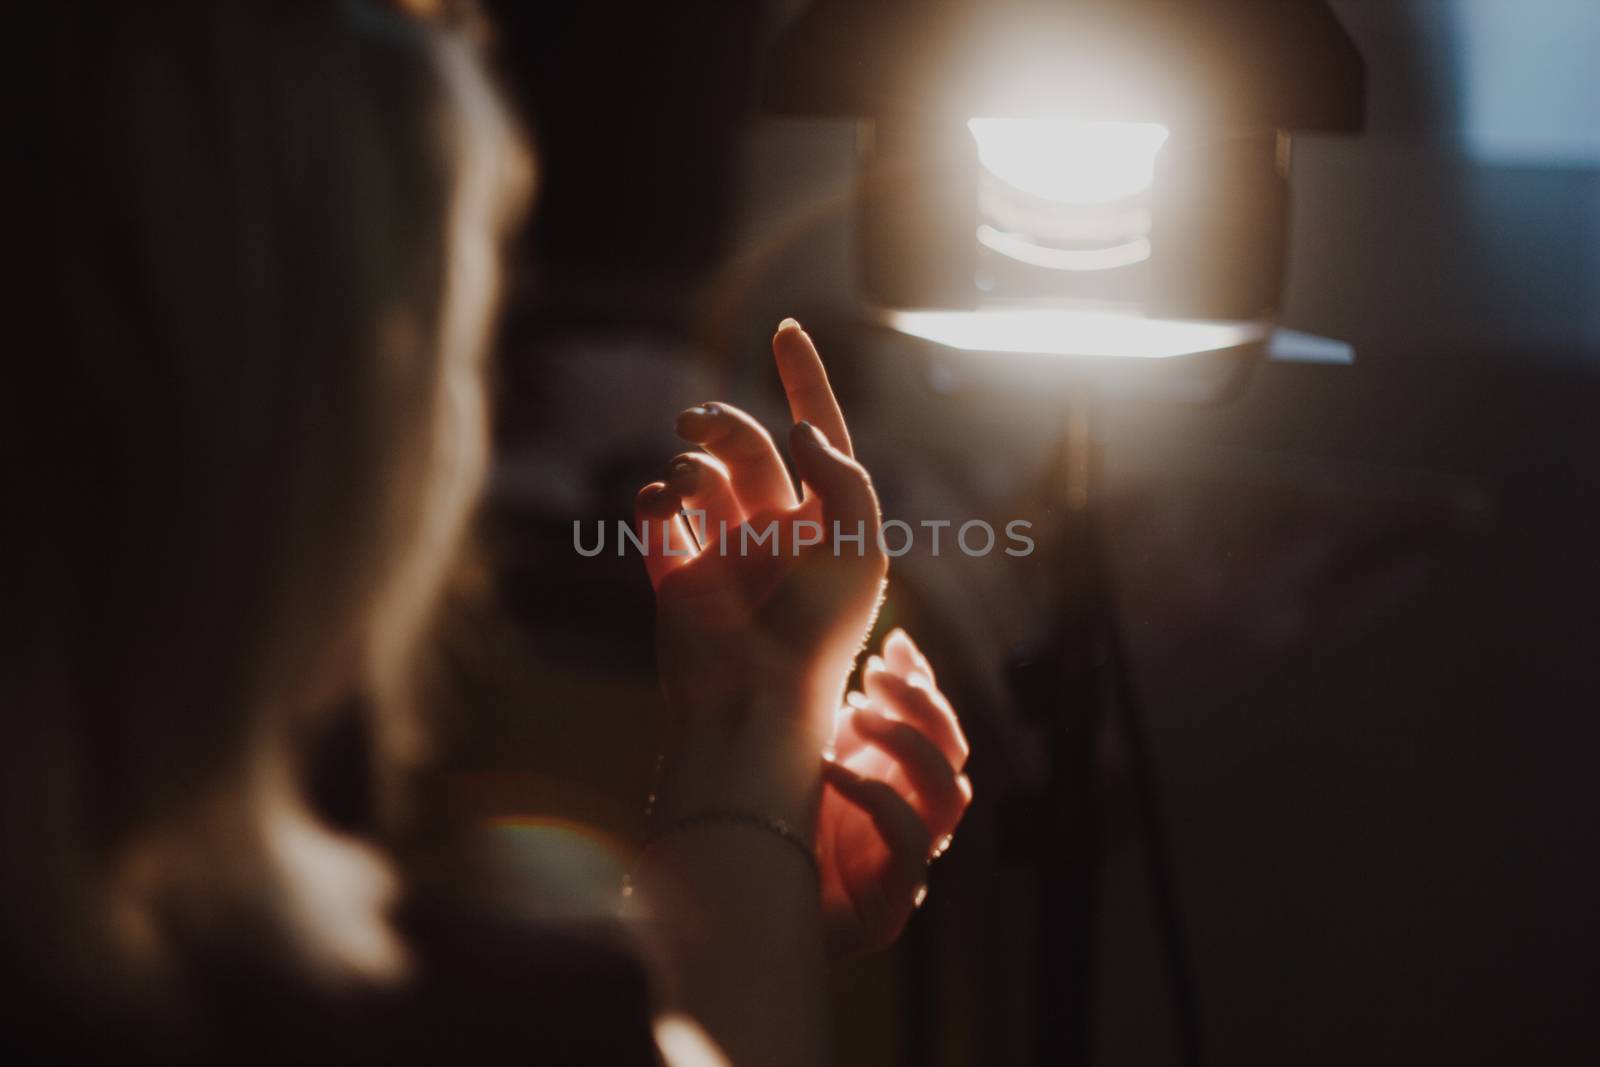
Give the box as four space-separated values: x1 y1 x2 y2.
845 690 871 710
667 457 700 493
795 420 833 450
864 654 887 675
776 316 801 335
638 483 673 514
906 671 932 691
675 403 720 442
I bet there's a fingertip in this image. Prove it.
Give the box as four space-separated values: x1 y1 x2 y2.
880 631 939 692
634 484 696 590
675 403 721 444
864 654 887 676
635 481 678 516
883 627 918 673
775 316 801 337
888 627 930 669
790 419 828 453
666 455 701 495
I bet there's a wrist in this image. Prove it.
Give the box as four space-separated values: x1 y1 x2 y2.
642 810 820 884
662 664 843 747
652 705 826 833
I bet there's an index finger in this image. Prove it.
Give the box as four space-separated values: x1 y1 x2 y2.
773 318 852 458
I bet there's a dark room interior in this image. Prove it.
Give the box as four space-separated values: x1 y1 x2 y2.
4 2 1598 1065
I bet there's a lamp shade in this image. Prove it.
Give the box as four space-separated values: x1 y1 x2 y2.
764 0 1364 133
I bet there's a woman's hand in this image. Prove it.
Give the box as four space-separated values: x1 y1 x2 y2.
819 628 972 957
635 320 887 829
633 319 971 963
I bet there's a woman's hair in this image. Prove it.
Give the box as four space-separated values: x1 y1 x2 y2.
0 0 528 1019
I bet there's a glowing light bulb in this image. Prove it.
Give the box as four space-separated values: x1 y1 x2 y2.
882 307 1268 360
968 118 1171 277
967 118 1170 205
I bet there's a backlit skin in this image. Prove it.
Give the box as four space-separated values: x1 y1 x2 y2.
633 320 972 961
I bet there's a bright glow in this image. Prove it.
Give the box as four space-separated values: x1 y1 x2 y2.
654 1013 732 1067
977 224 1151 272
882 307 1268 360
968 118 1170 205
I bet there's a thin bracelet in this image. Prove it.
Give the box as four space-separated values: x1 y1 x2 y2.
640 810 821 884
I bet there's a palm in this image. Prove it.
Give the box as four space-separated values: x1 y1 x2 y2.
818 782 904 956
654 496 868 745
